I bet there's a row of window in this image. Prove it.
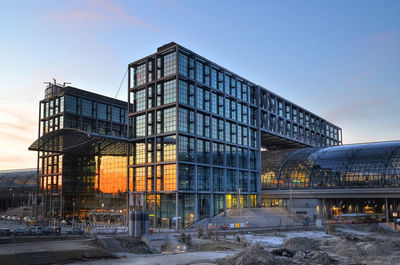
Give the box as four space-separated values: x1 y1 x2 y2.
130 135 257 169
179 109 257 147
64 95 126 124
41 96 64 118
131 164 176 192
132 107 176 138
131 51 177 87
178 164 257 192
260 91 340 141
260 113 340 146
179 52 257 105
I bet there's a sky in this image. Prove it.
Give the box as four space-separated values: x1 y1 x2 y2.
0 0 399 170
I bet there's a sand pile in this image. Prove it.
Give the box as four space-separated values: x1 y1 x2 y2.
282 237 319 253
217 244 278 265
355 241 388 256
332 238 363 257
307 251 334 265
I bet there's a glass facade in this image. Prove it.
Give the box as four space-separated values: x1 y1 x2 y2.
36 85 128 222
261 141 400 189
127 43 342 226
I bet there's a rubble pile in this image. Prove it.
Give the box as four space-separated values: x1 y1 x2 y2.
217 244 278 265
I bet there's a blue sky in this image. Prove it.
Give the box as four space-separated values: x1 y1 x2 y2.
0 0 399 169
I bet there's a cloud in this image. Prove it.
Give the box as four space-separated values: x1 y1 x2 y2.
324 97 389 122
41 0 157 31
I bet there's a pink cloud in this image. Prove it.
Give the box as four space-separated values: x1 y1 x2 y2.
41 0 157 31
324 97 389 122
88 0 157 31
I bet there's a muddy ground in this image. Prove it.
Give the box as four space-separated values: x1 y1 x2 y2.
68 224 400 265
196 224 400 265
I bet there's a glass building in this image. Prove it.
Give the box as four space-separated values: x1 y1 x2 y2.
30 84 129 223
261 141 400 221
261 141 400 190
0 169 36 212
127 42 342 226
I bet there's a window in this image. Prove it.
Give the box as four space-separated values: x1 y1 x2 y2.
98 103 107 120
278 100 283 117
226 145 237 167
197 139 211 164
59 96 64 113
133 63 146 87
133 167 146 191
178 80 194 107
249 85 255 105
179 164 194 190
250 172 257 192
242 83 248 102
178 52 188 76
81 99 92 117
134 89 146 112
230 77 236 97
212 142 224 166
179 108 195 134
213 168 224 191
197 166 210 191
112 106 120 123
204 65 210 86
163 52 176 76
163 79 176 104
211 93 217 114
196 61 204 83
226 170 237 191
178 136 195 162
211 68 217 89
156 136 176 162
163 164 177 191
249 150 257 169
65 95 77 114
157 107 176 134
134 114 146 137
239 171 248 192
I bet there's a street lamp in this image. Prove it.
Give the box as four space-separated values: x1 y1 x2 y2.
72 202 75 227
102 203 105 223
237 188 241 217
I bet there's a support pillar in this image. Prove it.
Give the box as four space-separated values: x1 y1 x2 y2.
385 198 389 222
175 192 179 231
194 193 198 222
223 194 227 217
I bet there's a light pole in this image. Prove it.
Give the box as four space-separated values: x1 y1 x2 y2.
102 202 105 223
237 188 241 217
72 201 75 228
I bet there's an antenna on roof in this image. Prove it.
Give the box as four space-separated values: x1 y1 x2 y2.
63 82 71 87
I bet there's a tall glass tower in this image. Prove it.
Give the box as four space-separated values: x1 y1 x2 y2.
128 42 342 227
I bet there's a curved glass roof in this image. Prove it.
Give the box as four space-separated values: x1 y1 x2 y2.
29 128 127 155
261 141 400 189
0 169 37 189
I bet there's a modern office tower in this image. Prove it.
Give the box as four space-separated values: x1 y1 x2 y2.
127 42 342 226
30 83 129 222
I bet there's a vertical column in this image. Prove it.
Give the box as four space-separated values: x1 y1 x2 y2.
175 192 179 231
35 101 42 218
127 66 131 233
385 198 389 222
194 193 198 222
256 86 262 207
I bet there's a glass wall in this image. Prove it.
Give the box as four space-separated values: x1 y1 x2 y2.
261 141 400 189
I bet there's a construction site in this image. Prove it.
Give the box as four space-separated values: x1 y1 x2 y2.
1 207 400 265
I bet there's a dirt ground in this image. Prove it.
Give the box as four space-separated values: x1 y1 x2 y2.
214 224 400 265
68 224 400 265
